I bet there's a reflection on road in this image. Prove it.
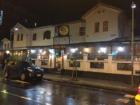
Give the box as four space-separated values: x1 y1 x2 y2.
0 80 129 105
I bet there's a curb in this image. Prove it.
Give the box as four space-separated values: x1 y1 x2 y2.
43 77 137 95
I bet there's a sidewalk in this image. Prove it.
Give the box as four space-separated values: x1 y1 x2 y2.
43 73 138 94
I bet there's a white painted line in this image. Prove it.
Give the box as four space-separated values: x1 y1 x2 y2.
116 98 130 104
124 94 135 99
10 80 30 84
1 90 32 100
1 90 42 104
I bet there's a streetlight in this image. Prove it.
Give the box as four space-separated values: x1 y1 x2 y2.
131 1 136 86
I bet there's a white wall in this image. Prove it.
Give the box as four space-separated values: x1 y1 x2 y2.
2 39 11 49
13 26 30 48
83 5 121 42
31 26 54 46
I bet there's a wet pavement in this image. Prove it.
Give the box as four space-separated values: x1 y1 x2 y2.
0 79 135 105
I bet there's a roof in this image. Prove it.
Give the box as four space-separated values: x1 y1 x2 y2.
82 2 122 19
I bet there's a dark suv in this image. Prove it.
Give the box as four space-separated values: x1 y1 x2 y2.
4 61 44 81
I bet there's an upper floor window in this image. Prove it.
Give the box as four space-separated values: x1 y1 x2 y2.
17 34 20 41
103 21 108 32
94 22 100 33
43 31 51 40
4 44 6 49
7 43 9 48
33 33 37 41
17 34 23 41
79 27 85 36
21 34 23 41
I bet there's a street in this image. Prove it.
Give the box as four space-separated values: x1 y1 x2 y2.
0 79 134 105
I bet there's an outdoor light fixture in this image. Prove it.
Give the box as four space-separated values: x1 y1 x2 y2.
39 49 43 53
6 50 10 54
131 1 136 9
98 47 107 54
14 27 19 31
30 49 36 54
49 49 55 54
117 46 125 52
70 48 78 53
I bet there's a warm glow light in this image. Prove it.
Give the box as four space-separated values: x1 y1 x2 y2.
6 50 10 54
83 48 91 53
64 54 67 59
42 51 46 55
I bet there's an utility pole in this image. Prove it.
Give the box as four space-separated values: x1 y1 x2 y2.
131 1 136 86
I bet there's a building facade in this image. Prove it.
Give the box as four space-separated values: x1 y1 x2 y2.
6 3 140 83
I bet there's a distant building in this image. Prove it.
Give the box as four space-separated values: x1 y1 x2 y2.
1 38 11 50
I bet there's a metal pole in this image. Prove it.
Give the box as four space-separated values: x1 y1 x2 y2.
131 1 136 86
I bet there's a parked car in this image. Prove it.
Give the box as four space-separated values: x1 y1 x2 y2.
135 86 140 105
4 61 44 81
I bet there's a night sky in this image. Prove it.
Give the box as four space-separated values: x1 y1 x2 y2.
0 0 140 39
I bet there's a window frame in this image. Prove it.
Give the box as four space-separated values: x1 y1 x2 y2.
32 33 37 41
94 22 100 33
17 34 20 41
20 34 23 41
79 27 85 36
43 31 51 40
103 21 108 32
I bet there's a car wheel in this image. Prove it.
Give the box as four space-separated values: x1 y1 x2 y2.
20 73 28 81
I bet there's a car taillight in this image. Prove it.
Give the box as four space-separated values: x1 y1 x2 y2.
137 86 140 94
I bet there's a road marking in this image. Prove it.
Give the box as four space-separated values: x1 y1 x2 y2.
116 98 130 104
1 90 32 100
10 80 30 84
1 90 43 104
124 94 135 99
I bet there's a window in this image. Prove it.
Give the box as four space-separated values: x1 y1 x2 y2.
43 31 51 40
4 44 6 49
117 63 132 71
94 22 100 32
69 61 80 67
79 27 85 36
21 34 23 41
33 33 37 40
103 21 108 32
67 53 83 60
7 43 9 48
17 34 20 41
90 62 104 69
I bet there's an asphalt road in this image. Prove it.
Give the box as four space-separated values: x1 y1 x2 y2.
0 79 135 105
